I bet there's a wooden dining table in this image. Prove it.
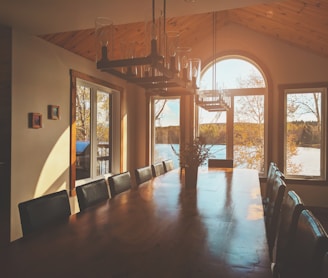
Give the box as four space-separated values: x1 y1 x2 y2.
0 168 272 277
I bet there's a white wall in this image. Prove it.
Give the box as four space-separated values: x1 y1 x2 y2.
11 29 128 241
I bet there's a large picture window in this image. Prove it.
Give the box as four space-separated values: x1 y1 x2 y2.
70 70 122 194
279 84 327 181
151 97 180 167
75 81 112 180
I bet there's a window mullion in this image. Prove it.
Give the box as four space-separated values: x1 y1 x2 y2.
90 88 98 178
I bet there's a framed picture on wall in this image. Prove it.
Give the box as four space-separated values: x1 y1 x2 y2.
48 105 60 120
29 113 42 129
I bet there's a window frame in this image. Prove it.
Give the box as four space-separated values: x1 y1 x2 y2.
70 70 123 196
196 55 269 176
278 82 328 184
150 96 181 164
196 87 267 174
75 79 112 180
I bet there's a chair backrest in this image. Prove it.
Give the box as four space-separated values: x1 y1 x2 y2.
320 252 328 278
264 168 284 217
275 190 305 264
265 175 286 260
76 179 109 212
162 159 174 172
18 190 71 236
108 171 132 197
208 159 233 168
151 162 165 177
263 162 278 208
135 166 153 185
276 210 328 278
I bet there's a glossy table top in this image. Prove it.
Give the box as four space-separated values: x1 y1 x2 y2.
1 168 272 277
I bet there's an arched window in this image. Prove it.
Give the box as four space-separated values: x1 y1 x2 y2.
197 56 267 174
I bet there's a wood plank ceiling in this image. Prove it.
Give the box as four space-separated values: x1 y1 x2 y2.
40 0 328 63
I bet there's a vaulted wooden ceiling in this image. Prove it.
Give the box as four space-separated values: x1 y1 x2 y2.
40 0 328 63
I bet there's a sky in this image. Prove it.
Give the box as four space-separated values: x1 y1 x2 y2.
156 58 264 126
200 58 262 90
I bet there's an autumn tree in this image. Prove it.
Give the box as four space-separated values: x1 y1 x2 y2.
96 91 110 144
234 96 265 172
76 88 110 144
76 86 90 141
232 69 265 171
285 92 321 175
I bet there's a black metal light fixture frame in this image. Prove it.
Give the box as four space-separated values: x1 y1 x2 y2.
195 12 231 111
195 90 231 111
96 0 197 91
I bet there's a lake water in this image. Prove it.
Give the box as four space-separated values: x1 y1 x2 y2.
287 146 320 176
155 144 320 176
154 144 226 168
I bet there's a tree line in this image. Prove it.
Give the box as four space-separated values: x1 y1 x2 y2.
155 121 320 147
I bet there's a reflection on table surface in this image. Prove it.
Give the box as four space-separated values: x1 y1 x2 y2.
1 168 271 278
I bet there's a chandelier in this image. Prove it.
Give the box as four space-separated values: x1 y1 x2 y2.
195 12 231 111
196 89 231 111
95 0 201 93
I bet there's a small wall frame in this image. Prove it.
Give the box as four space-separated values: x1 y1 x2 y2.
48 105 60 120
29 113 42 129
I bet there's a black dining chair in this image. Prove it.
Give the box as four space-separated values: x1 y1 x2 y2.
108 171 132 197
273 209 328 278
135 166 153 185
263 162 277 204
265 174 286 260
273 190 305 266
320 252 328 278
151 162 165 177
18 190 71 236
162 159 174 172
264 169 285 219
76 179 109 212
263 162 281 213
